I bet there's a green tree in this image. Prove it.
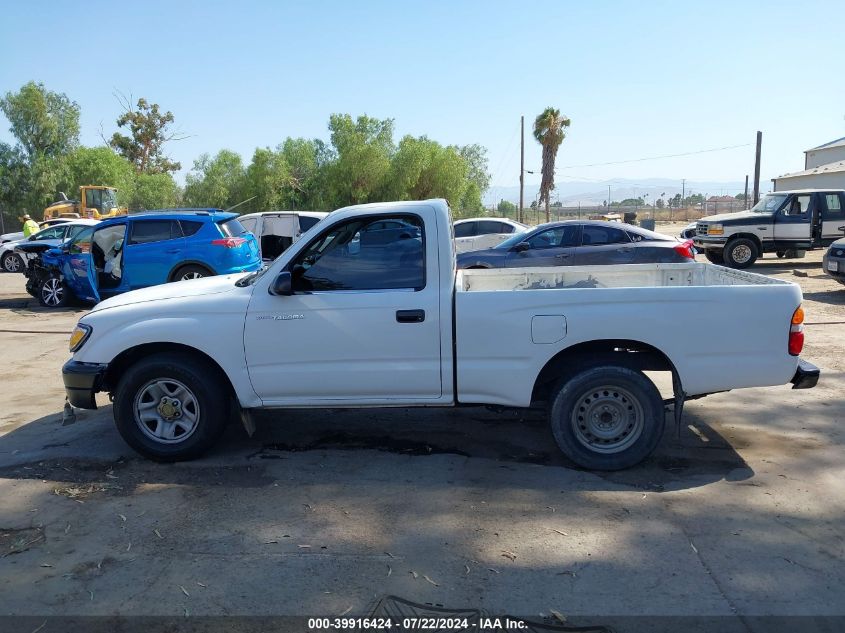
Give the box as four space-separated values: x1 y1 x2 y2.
384 136 468 208
325 114 394 206
0 82 80 217
617 197 645 206
0 81 80 160
533 107 570 222
279 138 327 209
109 96 183 174
62 146 135 206
655 198 665 209
497 199 517 216
183 150 246 209
130 173 180 210
244 147 290 212
684 193 704 205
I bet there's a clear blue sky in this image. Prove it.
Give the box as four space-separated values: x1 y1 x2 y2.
1 0 844 192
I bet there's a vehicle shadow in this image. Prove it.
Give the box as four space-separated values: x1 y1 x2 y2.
803 288 845 305
0 402 752 493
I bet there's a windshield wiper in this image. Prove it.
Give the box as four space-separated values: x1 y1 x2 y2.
235 265 267 287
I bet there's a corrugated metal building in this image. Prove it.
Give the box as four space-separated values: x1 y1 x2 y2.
773 137 845 191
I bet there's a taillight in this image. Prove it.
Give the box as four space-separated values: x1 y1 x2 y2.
211 237 247 248
788 306 804 356
673 239 695 260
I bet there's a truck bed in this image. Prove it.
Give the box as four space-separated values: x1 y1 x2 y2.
456 262 789 292
454 263 801 406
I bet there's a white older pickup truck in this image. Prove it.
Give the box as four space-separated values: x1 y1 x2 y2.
62 199 819 470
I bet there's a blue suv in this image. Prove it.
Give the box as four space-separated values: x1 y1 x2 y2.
23 209 261 307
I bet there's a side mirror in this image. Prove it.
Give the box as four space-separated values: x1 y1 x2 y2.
270 271 292 296
513 241 531 253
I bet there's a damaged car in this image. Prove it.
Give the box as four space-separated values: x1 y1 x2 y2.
21 209 261 307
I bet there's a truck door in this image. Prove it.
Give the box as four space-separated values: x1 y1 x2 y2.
244 209 442 404
820 192 845 244
60 226 100 303
773 193 813 250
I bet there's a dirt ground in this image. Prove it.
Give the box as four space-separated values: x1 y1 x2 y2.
0 240 843 631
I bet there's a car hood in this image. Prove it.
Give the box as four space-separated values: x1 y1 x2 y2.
90 274 246 313
0 231 24 242
698 210 772 223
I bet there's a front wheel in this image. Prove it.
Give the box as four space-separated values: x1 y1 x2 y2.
549 365 665 470
2 252 23 273
113 353 230 461
723 238 759 269
38 277 70 308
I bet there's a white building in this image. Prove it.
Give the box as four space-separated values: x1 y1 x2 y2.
773 137 845 191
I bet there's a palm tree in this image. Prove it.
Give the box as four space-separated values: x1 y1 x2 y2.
533 108 571 222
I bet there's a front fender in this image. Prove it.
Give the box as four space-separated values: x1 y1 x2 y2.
71 295 261 408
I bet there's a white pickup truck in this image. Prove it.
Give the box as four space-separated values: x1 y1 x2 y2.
62 199 819 470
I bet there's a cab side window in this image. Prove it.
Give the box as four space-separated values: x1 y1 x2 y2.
786 195 811 217
290 215 425 292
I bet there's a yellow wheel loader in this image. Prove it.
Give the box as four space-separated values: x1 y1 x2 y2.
43 185 128 221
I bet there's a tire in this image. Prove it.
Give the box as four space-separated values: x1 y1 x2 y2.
2 252 23 273
113 353 230 462
704 250 724 265
776 251 786 258
38 276 71 308
723 238 759 269
172 264 212 282
549 365 665 471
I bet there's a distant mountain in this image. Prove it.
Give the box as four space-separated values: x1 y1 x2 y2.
483 178 763 207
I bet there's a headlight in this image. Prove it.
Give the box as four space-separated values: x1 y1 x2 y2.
707 223 724 235
69 324 92 352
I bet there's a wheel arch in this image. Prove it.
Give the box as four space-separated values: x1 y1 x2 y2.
103 342 235 399
531 338 679 405
167 260 216 282
726 232 763 252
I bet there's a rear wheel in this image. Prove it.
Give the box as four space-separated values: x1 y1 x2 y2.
113 353 230 462
172 264 212 282
2 252 23 273
723 238 759 269
549 365 665 470
704 250 724 265
38 277 70 308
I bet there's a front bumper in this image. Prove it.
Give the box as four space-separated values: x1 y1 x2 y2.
790 358 820 390
62 360 108 409
693 235 728 251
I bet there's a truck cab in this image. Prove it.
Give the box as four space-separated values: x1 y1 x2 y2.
693 189 845 268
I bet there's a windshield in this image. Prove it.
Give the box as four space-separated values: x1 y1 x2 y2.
750 193 787 213
494 227 532 249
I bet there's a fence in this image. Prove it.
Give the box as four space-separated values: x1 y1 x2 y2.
510 200 750 226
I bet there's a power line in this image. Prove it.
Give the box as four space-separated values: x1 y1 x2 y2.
553 142 752 170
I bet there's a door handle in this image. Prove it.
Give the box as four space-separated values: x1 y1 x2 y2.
396 309 425 323
164 249 181 254
555 253 571 258
616 247 633 253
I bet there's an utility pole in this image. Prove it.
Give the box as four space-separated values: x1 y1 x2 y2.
519 116 525 224
753 131 762 205
744 175 749 210
607 185 611 208
681 178 686 206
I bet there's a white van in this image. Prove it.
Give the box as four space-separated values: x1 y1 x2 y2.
237 211 328 261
